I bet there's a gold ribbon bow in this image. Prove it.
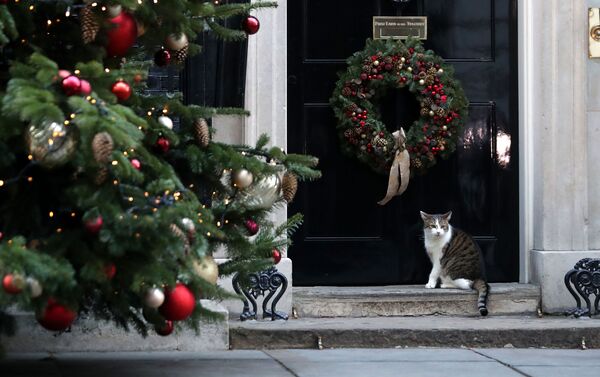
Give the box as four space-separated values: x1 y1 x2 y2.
378 128 411 206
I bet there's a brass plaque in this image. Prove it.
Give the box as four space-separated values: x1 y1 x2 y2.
590 8 600 58
373 16 428 40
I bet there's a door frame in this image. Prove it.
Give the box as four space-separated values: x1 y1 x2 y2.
243 0 578 284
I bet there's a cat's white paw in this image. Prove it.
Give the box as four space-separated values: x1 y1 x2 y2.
440 283 456 289
425 282 436 289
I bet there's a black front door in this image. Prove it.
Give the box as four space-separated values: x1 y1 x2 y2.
288 0 519 285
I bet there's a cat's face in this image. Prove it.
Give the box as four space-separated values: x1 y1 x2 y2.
420 211 452 238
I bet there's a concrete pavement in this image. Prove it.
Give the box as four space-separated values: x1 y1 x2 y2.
2 348 600 377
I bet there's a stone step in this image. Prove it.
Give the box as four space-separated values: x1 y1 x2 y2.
2 300 229 353
230 315 600 349
293 283 540 317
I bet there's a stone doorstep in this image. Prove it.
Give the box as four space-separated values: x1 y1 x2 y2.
293 283 541 317
1 300 229 353
230 315 600 350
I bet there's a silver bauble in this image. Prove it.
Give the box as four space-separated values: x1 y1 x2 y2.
158 115 174 130
165 33 189 51
26 277 43 298
232 169 254 189
238 173 282 210
27 121 77 168
144 287 165 308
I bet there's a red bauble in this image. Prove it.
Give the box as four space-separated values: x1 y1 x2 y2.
105 12 138 57
84 216 103 235
2 274 24 294
154 49 171 67
62 75 82 96
242 15 260 35
37 299 77 331
111 80 132 101
0 231 3 240
156 137 170 153
244 219 259 236
58 70 71 79
158 283 196 321
104 263 116 280
130 158 141 170
155 320 174 336
80 80 92 95
272 248 282 264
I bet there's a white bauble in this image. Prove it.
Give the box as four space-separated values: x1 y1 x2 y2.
165 33 189 51
26 277 43 298
144 287 165 308
158 115 174 130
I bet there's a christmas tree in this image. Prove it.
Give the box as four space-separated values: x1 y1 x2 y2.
0 0 319 346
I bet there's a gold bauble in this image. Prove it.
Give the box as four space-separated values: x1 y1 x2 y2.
232 169 254 189
27 121 77 168
193 256 219 285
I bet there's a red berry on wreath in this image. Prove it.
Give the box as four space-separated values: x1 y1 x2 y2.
272 248 282 264
156 137 170 153
242 15 260 35
62 75 82 96
156 320 174 336
159 283 196 321
360 73 368 80
2 274 24 294
111 80 132 101
37 299 77 331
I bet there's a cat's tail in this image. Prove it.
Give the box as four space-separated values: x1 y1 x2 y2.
473 279 489 316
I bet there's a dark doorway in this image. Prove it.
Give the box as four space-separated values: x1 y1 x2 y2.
288 0 519 285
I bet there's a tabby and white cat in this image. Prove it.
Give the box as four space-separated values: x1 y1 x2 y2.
420 211 490 316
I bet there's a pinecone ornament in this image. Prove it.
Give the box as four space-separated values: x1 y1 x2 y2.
435 107 447 117
344 129 354 139
374 135 388 147
412 158 423 170
194 118 210 147
281 172 298 203
425 73 436 86
172 44 189 64
420 107 430 116
95 167 109 185
81 5 100 44
170 224 190 254
92 132 114 164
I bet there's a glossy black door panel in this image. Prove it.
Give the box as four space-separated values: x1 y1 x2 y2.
288 0 519 285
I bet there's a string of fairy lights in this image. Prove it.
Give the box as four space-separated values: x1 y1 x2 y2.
0 0 275 241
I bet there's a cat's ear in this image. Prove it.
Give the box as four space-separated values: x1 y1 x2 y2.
443 211 453 221
420 211 430 221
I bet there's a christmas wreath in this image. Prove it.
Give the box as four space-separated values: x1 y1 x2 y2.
330 38 468 204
